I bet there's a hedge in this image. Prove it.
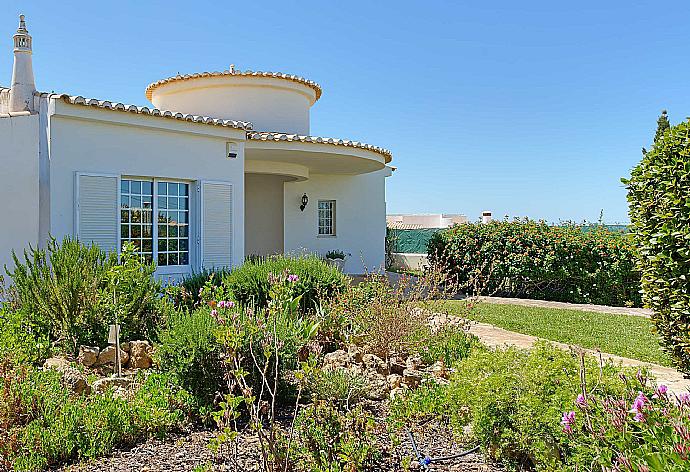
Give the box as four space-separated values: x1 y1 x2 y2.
624 118 690 372
427 220 641 306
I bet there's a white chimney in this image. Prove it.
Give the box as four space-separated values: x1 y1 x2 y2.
9 15 36 113
481 211 492 224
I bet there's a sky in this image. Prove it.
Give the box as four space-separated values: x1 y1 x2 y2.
2 1 689 224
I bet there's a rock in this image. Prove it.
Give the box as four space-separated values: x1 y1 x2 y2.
362 353 389 375
128 340 153 369
406 355 424 371
387 373 403 390
92 377 134 396
431 360 449 379
389 386 406 400
388 356 406 375
402 368 424 389
323 349 349 368
77 346 99 367
364 373 389 401
43 357 90 395
347 345 364 364
96 346 130 366
121 341 131 353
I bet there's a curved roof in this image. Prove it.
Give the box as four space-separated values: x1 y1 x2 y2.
145 68 322 102
58 94 253 130
247 131 392 163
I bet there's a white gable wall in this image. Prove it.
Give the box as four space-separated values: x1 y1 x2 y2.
284 169 387 274
0 114 39 278
47 107 246 278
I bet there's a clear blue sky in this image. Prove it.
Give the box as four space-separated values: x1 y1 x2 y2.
3 1 688 223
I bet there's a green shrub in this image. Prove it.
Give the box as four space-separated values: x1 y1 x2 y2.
174 268 231 310
416 325 481 366
0 308 50 365
624 118 690 373
287 402 380 471
428 220 641 307
305 368 367 408
154 309 225 406
6 238 168 353
390 343 631 471
0 364 193 471
223 255 348 312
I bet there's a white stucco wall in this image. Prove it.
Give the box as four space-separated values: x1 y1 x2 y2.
47 103 247 278
284 170 387 274
0 114 39 278
150 77 314 134
245 173 285 257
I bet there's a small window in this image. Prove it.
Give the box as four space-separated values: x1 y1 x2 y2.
318 200 336 236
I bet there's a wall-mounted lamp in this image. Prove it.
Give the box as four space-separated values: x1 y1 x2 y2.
300 193 309 212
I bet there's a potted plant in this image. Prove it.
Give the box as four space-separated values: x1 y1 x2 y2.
325 250 347 271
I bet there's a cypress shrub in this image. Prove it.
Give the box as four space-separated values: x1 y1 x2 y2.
428 220 640 306
624 118 690 372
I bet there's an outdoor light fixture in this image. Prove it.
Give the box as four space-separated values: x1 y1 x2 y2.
300 193 309 211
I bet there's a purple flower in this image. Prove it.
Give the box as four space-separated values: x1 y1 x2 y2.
287 274 300 283
576 394 587 408
633 411 646 422
210 309 219 321
217 300 226 308
561 411 576 434
226 300 235 308
630 391 648 413
653 384 668 399
678 392 690 408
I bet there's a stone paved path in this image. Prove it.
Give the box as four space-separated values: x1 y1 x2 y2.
478 296 652 318
468 320 690 395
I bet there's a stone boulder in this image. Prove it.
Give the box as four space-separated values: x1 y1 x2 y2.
323 349 349 369
77 346 99 367
402 368 424 389
43 357 90 395
92 377 134 396
363 372 389 401
362 353 389 376
96 346 130 366
128 340 154 369
387 373 403 390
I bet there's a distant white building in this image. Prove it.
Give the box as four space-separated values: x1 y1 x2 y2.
386 214 468 229
0 17 394 278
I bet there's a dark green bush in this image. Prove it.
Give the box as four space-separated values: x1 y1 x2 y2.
624 118 690 373
223 255 348 312
390 343 631 471
0 364 193 471
428 220 641 307
6 238 168 353
154 309 225 406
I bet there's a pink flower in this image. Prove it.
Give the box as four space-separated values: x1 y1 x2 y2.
653 384 668 399
561 411 576 434
226 300 235 308
576 394 587 408
287 274 300 283
210 309 219 321
679 392 690 406
630 391 648 413
217 300 226 308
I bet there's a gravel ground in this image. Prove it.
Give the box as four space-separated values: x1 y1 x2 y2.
55 403 502 472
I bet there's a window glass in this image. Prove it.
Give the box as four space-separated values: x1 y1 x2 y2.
120 179 154 263
318 200 336 236
157 181 190 266
120 178 190 266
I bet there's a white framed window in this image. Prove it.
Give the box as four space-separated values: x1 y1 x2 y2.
318 200 336 236
120 178 190 267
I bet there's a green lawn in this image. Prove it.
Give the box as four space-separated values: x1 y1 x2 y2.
443 301 672 367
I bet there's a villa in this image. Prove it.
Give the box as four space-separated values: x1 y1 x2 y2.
0 17 393 279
